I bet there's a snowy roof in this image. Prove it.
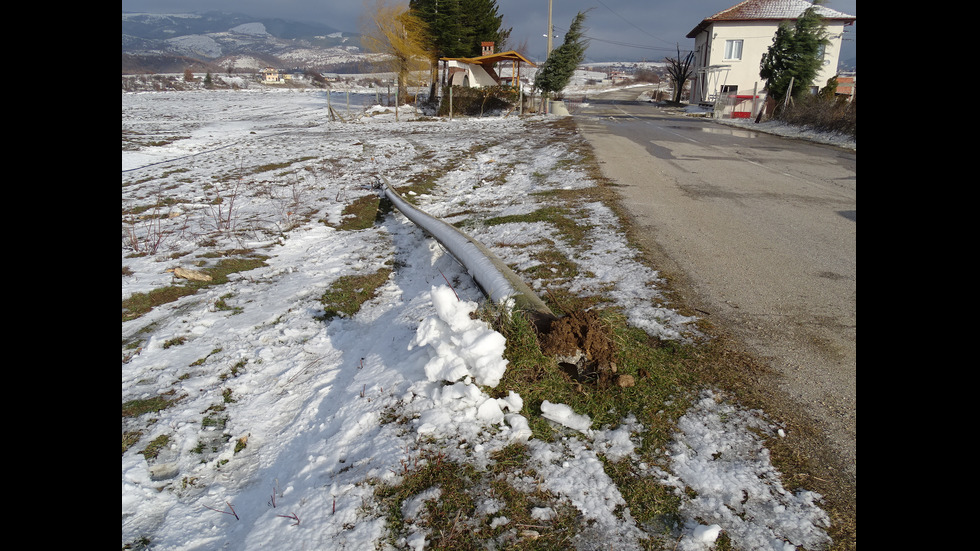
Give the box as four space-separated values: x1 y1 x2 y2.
687 0 855 37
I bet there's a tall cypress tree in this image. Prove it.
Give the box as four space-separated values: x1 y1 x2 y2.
759 3 830 103
534 11 588 99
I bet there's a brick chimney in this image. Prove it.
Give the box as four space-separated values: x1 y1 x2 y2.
481 42 494 56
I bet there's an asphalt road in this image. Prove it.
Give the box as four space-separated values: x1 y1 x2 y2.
571 87 856 485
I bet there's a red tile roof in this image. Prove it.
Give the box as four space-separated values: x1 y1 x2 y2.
687 0 855 37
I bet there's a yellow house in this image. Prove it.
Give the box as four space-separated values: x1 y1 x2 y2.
262 67 284 83
686 0 855 113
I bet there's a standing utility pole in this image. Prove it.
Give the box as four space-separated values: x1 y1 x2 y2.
547 0 553 58
544 0 553 114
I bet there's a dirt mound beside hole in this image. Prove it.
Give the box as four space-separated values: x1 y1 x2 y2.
538 310 618 386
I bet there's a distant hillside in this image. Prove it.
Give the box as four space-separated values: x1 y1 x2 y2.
122 11 373 74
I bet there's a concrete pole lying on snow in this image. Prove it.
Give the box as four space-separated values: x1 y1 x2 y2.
380 177 557 326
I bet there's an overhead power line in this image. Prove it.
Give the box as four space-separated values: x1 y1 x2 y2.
549 23 693 56
594 0 677 47
582 33 692 55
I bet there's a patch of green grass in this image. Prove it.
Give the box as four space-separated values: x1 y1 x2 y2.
122 286 199 322
331 194 381 231
483 206 590 247
122 430 143 455
375 451 481 549
480 305 701 538
214 293 243 314
202 410 228 430
122 536 151 550
140 434 171 461
398 171 441 199
122 392 182 418
316 268 392 322
525 246 580 283
395 141 496 203
600 453 683 539
122 196 189 217
220 358 248 381
252 157 315 175
190 348 222 367
122 254 268 321
205 255 269 284
374 443 586 550
163 336 187 349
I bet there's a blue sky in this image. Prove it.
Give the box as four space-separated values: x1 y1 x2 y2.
122 0 856 64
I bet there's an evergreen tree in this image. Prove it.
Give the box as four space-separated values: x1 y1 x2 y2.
410 0 511 97
759 2 830 103
410 0 466 58
410 0 510 58
459 0 511 56
533 11 588 99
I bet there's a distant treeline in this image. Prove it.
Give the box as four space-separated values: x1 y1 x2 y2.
321 60 386 74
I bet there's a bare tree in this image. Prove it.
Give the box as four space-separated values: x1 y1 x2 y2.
664 45 694 104
360 0 431 102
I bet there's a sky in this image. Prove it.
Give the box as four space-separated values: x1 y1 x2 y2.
121 0 856 63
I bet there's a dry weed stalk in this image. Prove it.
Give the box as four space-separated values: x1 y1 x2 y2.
203 501 239 520
204 159 246 234
123 202 182 255
276 512 300 526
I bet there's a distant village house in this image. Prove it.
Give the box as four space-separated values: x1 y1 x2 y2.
262 67 284 83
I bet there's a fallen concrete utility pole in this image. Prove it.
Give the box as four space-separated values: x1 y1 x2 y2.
380 177 557 326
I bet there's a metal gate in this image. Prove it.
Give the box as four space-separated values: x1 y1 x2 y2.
730 94 761 119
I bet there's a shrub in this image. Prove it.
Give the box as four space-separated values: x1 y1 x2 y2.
775 93 855 138
437 85 518 117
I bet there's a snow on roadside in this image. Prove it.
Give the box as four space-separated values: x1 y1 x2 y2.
123 88 833 550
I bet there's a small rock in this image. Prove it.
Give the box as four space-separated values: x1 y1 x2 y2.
167 267 212 281
616 374 635 388
149 463 179 481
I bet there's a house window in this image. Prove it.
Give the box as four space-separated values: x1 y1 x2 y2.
724 39 743 60
818 44 831 65
721 85 738 95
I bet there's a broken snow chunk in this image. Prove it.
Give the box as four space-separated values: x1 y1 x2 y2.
505 414 533 442
497 390 523 412
476 398 505 424
692 524 722 543
540 400 592 433
531 506 556 521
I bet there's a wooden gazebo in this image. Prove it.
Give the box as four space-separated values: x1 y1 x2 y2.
440 50 536 88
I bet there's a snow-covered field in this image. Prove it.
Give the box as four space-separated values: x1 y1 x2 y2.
122 88 834 550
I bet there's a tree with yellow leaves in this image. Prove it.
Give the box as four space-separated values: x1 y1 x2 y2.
360 0 431 103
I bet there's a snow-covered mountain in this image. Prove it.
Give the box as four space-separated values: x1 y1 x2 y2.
122 11 370 74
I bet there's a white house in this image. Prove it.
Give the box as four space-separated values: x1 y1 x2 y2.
686 0 855 116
